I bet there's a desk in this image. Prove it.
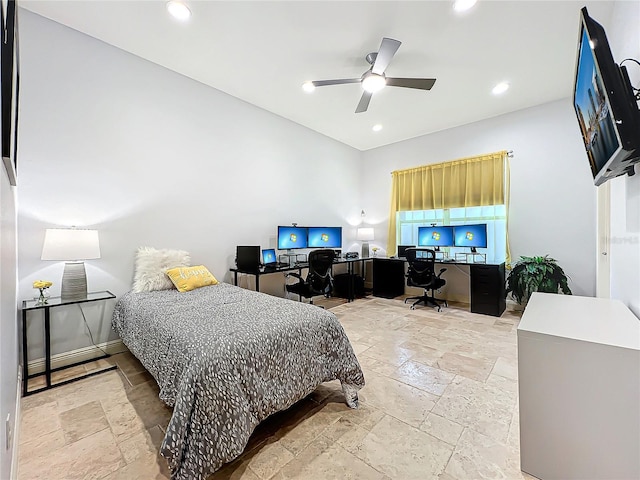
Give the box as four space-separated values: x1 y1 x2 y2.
372 257 506 317
230 257 371 301
21 290 117 396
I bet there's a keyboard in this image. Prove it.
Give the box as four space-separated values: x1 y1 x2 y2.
264 262 290 269
294 261 309 268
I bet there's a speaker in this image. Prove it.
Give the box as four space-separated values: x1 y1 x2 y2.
236 246 261 271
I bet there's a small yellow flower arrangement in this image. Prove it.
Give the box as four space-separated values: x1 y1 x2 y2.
33 280 53 304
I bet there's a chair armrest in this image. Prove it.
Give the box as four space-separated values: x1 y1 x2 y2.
286 273 304 282
437 268 447 276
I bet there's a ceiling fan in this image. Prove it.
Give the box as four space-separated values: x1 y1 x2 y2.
304 37 436 113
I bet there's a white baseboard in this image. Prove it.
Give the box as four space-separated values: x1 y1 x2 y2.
10 366 21 480
27 340 126 376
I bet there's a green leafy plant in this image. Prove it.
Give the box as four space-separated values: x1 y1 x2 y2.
506 255 572 305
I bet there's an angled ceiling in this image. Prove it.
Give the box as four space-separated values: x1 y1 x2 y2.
21 0 615 151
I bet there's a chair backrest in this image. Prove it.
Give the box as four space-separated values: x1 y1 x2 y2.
307 249 336 294
405 248 437 287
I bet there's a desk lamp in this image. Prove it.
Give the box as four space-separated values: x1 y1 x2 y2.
41 228 101 300
357 227 374 258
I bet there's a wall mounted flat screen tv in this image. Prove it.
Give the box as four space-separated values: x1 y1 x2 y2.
573 7 640 186
277 226 308 250
307 227 342 248
453 224 487 250
417 226 454 248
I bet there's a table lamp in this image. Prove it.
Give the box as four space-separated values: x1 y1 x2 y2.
41 228 101 300
356 227 374 258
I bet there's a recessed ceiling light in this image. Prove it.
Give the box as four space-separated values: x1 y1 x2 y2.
166 1 191 21
453 0 478 12
372 124 383 132
302 81 315 93
492 82 510 95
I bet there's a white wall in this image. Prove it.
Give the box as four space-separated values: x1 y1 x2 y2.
0 162 18 478
606 0 640 317
17 10 363 358
361 99 597 298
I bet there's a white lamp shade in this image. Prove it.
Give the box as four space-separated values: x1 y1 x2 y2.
356 227 375 241
41 229 101 261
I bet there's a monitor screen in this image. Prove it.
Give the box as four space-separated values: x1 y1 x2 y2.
397 245 414 258
307 227 342 248
453 224 487 248
277 226 308 250
261 248 277 265
574 23 621 180
417 226 454 247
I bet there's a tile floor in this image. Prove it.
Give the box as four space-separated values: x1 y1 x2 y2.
18 295 534 480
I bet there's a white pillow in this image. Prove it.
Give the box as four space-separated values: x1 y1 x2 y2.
132 246 191 293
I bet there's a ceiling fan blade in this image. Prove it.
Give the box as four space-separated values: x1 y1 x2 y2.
312 78 361 87
355 91 373 113
371 37 401 75
386 77 436 90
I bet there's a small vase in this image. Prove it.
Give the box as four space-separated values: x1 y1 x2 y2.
36 289 50 304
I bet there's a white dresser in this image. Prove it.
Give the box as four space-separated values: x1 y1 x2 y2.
518 292 640 480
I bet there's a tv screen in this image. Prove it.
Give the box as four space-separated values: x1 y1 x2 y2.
277 226 308 250
307 227 342 248
454 224 487 249
573 7 640 185
417 226 454 248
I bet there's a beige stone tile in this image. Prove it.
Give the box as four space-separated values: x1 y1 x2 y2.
113 351 147 376
278 403 343 456
51 365 90 385
358 356 401 376
60 400 110 444
20 390 56 411
339 402 386 431
126 380 173 430
20 401 60 443
54 370 129 412
390 360 456 396
432 376 516 444
18 428 66 463
344 414 454 479
210 459 261 480
273 437 385 480
358 375 438 428
419 412 464 446
101 395 147 443
245 441 294 479
18 428 125 480
433 352 496 382
485 373 518 394
83 357 117 372
444 428 525 480
491 356 518 380
101 452 170 480
124 370 156 387
117 425 165 464
359 342 415 367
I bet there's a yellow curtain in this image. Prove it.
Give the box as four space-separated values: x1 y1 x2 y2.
387 150 511 261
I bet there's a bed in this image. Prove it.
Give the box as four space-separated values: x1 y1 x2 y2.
111 281 365 480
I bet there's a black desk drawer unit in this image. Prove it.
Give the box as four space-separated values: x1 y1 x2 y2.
470 263 506 317
372 258 405 298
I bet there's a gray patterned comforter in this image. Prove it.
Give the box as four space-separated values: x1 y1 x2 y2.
111 282 364 480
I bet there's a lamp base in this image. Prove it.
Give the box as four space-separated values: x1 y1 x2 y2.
61 262 88 300
361 242 370 259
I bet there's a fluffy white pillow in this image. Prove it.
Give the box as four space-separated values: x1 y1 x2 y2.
132 246 191 293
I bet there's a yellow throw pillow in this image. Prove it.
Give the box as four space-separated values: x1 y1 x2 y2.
165 265 218 292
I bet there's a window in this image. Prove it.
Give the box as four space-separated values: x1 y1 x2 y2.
397 204 507 262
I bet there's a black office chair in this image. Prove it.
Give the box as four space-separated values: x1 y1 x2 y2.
404 248 448 311
285 249 336 304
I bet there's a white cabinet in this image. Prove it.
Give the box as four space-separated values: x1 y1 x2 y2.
518 293 640 480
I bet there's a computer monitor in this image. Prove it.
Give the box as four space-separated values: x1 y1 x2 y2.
277 226 308 250
417 226 454 249
261 248 278 265
453 224 488 252
307 227 342 248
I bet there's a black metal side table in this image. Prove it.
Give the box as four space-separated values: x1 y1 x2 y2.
21 290 117 396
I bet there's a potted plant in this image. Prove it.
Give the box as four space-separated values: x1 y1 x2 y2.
506 255 572 306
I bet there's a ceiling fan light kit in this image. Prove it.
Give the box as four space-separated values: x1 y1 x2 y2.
306 37 436 113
